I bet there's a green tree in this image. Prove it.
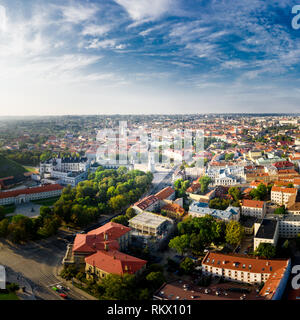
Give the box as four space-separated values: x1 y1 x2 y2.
146 271 165 289
225 221 244 246
0 206 5 220
254 243 276 259
274 206 286 215
198 176 212 194
169 234 190 254
111 215 129 226
180 257 195 274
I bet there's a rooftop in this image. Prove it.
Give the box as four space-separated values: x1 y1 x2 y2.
255 219 278 239
129 211 172 228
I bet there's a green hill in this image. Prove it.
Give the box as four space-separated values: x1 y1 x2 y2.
0 155 28 179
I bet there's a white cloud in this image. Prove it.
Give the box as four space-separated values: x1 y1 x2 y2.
114 0 174 21
0 5 7 32
85 38 126 50
58 4 99 24
81 24 112 36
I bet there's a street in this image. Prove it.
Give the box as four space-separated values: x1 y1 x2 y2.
0 233 94 300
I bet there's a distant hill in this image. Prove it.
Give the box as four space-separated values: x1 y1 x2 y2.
0 155 28 179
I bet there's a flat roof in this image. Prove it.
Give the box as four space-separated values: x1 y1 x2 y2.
255 219 278 239
129 211 172 228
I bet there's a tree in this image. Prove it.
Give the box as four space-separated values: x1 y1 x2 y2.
146 271 165 289
228 187 242 202
198 176 212 194
0 206 5 221
125 207 136 219
254 243 276 259
111 215 128 226
0 218 9 237
180 257 195 274
209 197 230 210
250 183 268 201
225 221 244 246
169 234 190 254
274 206 286 215
101 274 137 300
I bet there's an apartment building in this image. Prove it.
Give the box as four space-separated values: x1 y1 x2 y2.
271 186 297 207
188 201 240 221
85 250 147 282
0 184 63 206
254 219 279 250
129 211 173 237
241 199 266 219
278 215 300 238
201 252 291 300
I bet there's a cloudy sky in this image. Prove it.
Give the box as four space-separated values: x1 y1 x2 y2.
0 0 300 115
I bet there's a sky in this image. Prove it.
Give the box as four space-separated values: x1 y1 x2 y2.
0 0 300 115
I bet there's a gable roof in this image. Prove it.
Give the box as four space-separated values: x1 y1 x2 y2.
85 249 147 275
155 186 175 200
73 222 130 253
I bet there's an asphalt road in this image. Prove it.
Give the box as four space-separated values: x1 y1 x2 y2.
0 234 91 300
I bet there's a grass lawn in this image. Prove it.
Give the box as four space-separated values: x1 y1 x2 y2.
0 292 19 300
3 204 16 214
31 197 60 206
23 166 39 174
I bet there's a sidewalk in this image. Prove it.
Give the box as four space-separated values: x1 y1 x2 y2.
55 266 98 300
5 268 36 300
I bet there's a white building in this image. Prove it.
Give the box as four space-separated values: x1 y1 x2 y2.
278 215 300 238
241 199 266 219
254 219 279 250
201 252 291 300
271 186 297 207
0 184 63 206
188 201 240 221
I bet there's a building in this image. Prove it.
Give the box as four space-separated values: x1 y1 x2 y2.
240 216 257 235
278 215 300 238
0 184 63 206
40 156 90 187
85 250 147 281
254 219 279 250
40 156 90 174
132 195 160 213
161 202 185 220
128 211 174 250
201 252 291 300
241 199 266 219
188 201 240 221
271 186 297 207
0 265 5 290
63 222 146 280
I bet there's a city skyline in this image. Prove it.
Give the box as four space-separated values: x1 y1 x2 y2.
1 0 300 115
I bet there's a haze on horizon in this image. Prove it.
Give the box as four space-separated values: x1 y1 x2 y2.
1 0 300 116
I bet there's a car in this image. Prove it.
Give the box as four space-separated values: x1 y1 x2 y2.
59 293 67 299
52 286 58 291
57 285 64 290
244 250 248 255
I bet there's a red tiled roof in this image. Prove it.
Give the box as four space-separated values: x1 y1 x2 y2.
202 252 289 275
0 184 63 200
272 161 294 168
85 249 147 275
271 186 297 194
161 203 185 216
155 186 175 200
242 199 265 209
134 195 159 210
73 222 130 253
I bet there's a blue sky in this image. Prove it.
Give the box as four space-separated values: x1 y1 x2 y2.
0 0 300 115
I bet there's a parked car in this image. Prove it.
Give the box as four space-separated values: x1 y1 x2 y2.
59 293 67 299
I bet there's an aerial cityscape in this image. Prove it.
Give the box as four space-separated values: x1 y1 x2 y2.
0 0 300 311
0 114 300 302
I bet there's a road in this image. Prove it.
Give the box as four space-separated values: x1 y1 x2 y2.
0 233 92 300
